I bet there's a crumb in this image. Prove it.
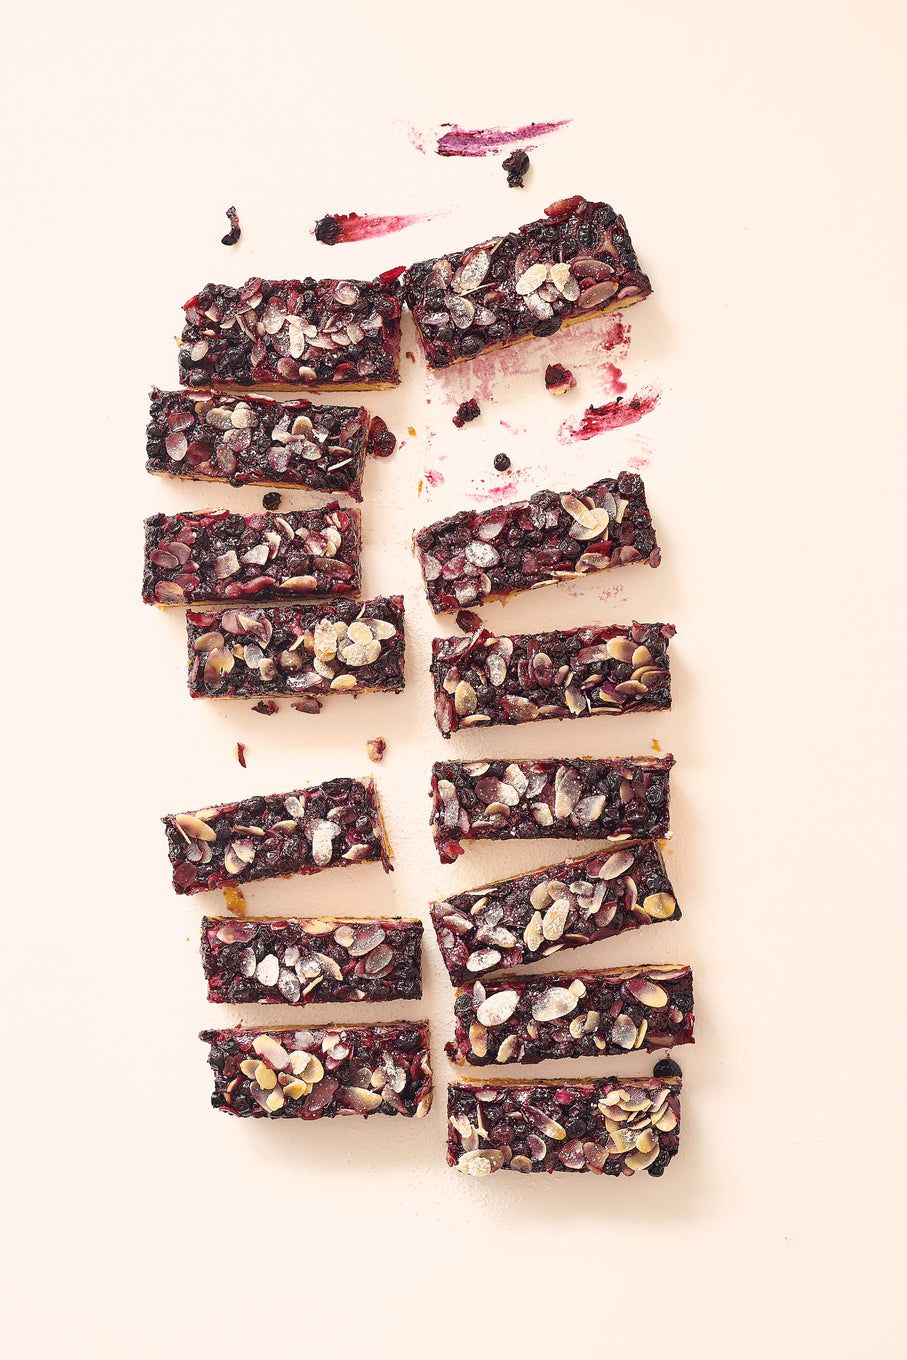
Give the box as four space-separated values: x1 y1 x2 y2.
366 415 396 458
366 737 386 763
502 149 530 188
456 609 484 634
493 453 511 471
252 700 279 716
234 742 247 767
223 885 247 917
314 215 340 245
406 351 416 363
651 738 661 751
545 362 575 395
407 426 417 437
221 205 241 246
291 696 323 714
453 398 480 429
417 478 424 495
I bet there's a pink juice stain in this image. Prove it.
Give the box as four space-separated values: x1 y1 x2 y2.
557 388 660 444
312 210 447 242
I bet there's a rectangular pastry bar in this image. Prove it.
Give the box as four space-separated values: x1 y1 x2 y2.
142 506 360 607
201 916 423 1006
430 756 674 863
432 620 673 735
400 195 651 369
145 387 388 501
447 965 694 1066
448 1075 680 1176
179 272 404 391
164 777 392 895
186 596 405 700
201 1023 432 1119
414 474 659 614
430 842 679 984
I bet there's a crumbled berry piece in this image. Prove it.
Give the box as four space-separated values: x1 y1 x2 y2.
366 415 397 458
653 1057 683 1079
545 362 575 395
252 700 279 716
234 742 247 768
502 149 530 188
366 737 386 763
455 609 484 634
262 491 282 510
314 215 340 245
221 206 241 246
291 696 323 715
452 399 481 429
493 453 511 471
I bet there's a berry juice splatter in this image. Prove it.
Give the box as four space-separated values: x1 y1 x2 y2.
313 210 444 243
400 119 570 156
557 389 660 443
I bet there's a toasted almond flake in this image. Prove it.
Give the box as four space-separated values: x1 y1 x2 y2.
532 986 578 1022
627 976 670 1008
600 850 635 880
515 262 550 295
611 1014 638 1049
541 899 569 941
476 990 519 1027
252 1034 290 1069
523 911 544 951
175 814 217 842
642 893 676 919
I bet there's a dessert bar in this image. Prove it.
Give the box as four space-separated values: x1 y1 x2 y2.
146 388 385 501
186 597 405 700
432 620 673 735
400 195 651 370
448 1075 680 1175
164 777 392 895
142 506 360 607
201 916 423 1005
430 842 679 983
414 474 659 614
179 273 404 391
446 965 694 1066
202 1023 432 1118
430 756 674 863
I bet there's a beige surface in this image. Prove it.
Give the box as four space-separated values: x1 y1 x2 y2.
3 2 905 1357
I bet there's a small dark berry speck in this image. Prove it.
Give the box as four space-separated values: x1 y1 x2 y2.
234 742 246 768
262 491 282 510
502 149 530 188
221 206 241 246
452 399 480 429
252 700 279 716
493 453 511 472
653 1057 683 1079
314 215 340 245
545 362 575 395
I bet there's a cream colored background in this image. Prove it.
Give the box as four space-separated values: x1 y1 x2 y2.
3 2 905 1356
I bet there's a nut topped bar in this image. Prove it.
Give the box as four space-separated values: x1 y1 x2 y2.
164 777 392 895
186 597 405 700
400 195 651 369
447 965 694 1066
430 842 679 984
179 273 404 391
430 756 674 863
414 474 659 614
142 507 360 607
202 1023 432 1119
432 621 674 735
201 916 423 1005
146 388 384 501
448 1075 680 1176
